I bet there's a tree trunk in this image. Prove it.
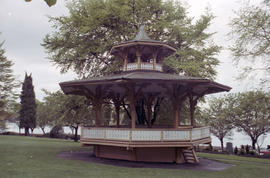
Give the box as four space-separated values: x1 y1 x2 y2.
146 103 152 128
114 102 120 128
122 101 131 120
252 139 256 150
135 99 146 125
30 128 34 134
74 126 79 142
25 127 29 136
41 127 46 135
151 98 162 126
220 138 224 151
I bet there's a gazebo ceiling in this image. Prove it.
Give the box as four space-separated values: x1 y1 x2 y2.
60 70 231 99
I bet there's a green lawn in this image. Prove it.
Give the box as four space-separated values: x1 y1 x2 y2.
1 135 270 178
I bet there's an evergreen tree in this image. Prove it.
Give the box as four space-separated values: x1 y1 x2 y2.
0 41 19 131
19 73 37 135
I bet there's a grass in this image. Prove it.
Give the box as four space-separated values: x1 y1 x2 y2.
198 152 270 164
1 135 270 178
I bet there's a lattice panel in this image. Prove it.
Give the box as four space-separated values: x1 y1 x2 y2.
83 128 105 139
141 62 153 70
201 127 210 138
191 129 202 140
155 64 162 71
163 130 190 140
82 127 210 141
126 63 137 70
106 129 130 140
131 130 161 141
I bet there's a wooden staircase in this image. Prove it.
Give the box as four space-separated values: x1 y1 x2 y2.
182 148 199 164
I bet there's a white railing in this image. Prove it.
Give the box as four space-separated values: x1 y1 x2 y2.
163 130 190 141
82 126 210 142
156 64 162 71
125 63 163 72
141 62 153 70
126 63 137 71
192 127 211 140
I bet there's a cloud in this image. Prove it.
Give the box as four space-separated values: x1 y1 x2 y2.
0 0 75 100
0 0 262 101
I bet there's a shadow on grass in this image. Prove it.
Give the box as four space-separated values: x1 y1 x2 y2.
58 151 234 171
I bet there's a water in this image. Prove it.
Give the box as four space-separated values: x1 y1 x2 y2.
4 122 270 149
4 122 81 135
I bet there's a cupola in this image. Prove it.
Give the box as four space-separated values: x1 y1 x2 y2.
110 25 176 72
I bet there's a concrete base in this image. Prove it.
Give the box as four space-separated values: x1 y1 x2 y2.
93 145 186 164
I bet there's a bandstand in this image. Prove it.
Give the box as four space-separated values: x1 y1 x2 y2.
60 26 231 164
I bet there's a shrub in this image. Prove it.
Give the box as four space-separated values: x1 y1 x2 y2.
234 146 238 155
245 144 250 154
204 145 213 151
49 125 64 138
240 145 245 155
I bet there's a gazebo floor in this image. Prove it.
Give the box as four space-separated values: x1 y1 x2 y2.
92 145 199 164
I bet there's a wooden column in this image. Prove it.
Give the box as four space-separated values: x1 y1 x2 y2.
81 86 103 127
128 86 137 129
160 83 186 129
125 83 146 129
188 94 198 127
123 52 128 71
130 99 136 129
175 148 185 164
173 99 180 129
152 50 157 70
146 103 152 128
136 49 141 69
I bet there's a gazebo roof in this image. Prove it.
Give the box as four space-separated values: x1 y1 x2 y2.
126 25 162 43
60 70 231 97
110 26 176 58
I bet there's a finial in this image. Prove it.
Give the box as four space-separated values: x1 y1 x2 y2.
133 25 151 41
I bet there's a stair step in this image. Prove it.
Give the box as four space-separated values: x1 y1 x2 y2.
183 153 194 157
182 148 199 164
183 150 192 154
185 156 195 160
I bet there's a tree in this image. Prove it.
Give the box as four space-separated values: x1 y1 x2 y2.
25 0 57 7
0 41 19 131
43 0 221 127
43 90 94 141
229 0 270 82
43 0 220 79
233 90 270 150
202 95 236 151
59 94 93 142
36 100 52 134
19 73 37 136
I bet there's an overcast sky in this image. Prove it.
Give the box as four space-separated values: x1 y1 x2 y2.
0 0 261 101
